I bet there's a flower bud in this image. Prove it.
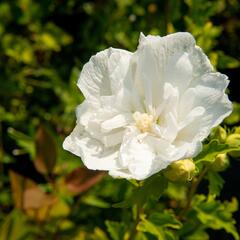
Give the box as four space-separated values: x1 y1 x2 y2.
233 127 240 134
210 153 229 172
163 159 196 182
211 126 227 143
226 133 240 158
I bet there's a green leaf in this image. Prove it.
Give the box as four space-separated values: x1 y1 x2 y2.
105 221 127 240
8 128 35 158
217 51 240 69
137 217 166 240
134 232 149 240
193 195 239 240
0 210 36 240
166 182 187 201
194 140 240 163
81 195 110 208
147 212 182 229
92 228 109 240
137 211 181 240
178 215 209 240
113 174 167 208
185 230 209 240
207 171 224 196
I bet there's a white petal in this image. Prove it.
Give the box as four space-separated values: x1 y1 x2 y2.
132 32 214 106
84 107 128 148
101 113 133 132
170 140 203 162
178 82 232 141
78 48 132 106
109 169 133 180
178 106 206 129
76 101 95 127
118 128 157 180
63 124 120 170
189 72 229 90
133 33 196 107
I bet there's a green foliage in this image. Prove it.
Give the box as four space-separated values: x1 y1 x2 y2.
137 212 182 240
194 140 240 163
193 195 239 240
0 210 37 240
206 171 224 196
105 221 127 240
0 0 240 239
113 174 167 208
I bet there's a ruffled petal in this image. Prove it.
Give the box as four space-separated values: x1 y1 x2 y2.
127 32 196 109
177 78 232 142
78 48 132 106
118 127 156 180
63 124 120 170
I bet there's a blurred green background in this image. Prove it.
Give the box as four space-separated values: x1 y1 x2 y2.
0 0 240 239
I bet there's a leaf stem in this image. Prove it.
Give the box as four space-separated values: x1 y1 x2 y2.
182 166 208 214
128 205 143 240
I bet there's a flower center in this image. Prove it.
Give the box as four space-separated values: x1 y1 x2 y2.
133 112 154 133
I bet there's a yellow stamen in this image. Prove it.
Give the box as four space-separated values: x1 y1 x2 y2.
133 112 154 133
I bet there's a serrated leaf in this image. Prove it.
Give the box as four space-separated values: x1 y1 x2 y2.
225 197 238 213
148 212 182 229
207 171 224 196
193 196 239 240
194 140 240 163
105 221 127 240
137 217 166 240
113 174 167 208
35 124 57 175
137 212 181 240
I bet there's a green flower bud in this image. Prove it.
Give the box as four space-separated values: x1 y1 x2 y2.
226 133 240 158
233 127 240 134
163 159 196 182
211 126 227 143
210 153 229 172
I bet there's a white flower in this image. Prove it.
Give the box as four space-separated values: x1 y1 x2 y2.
63 32 232 180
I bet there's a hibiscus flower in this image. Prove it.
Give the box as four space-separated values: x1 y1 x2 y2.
63 32 232 180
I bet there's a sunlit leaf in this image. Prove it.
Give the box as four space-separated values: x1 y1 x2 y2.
0 210 36 240
194 140 240 163
137 211 181 240
8 128 35 157
81 195 110 208
193 195 239 240
105 221 127 240
207 171 224 196
113 174 167 208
